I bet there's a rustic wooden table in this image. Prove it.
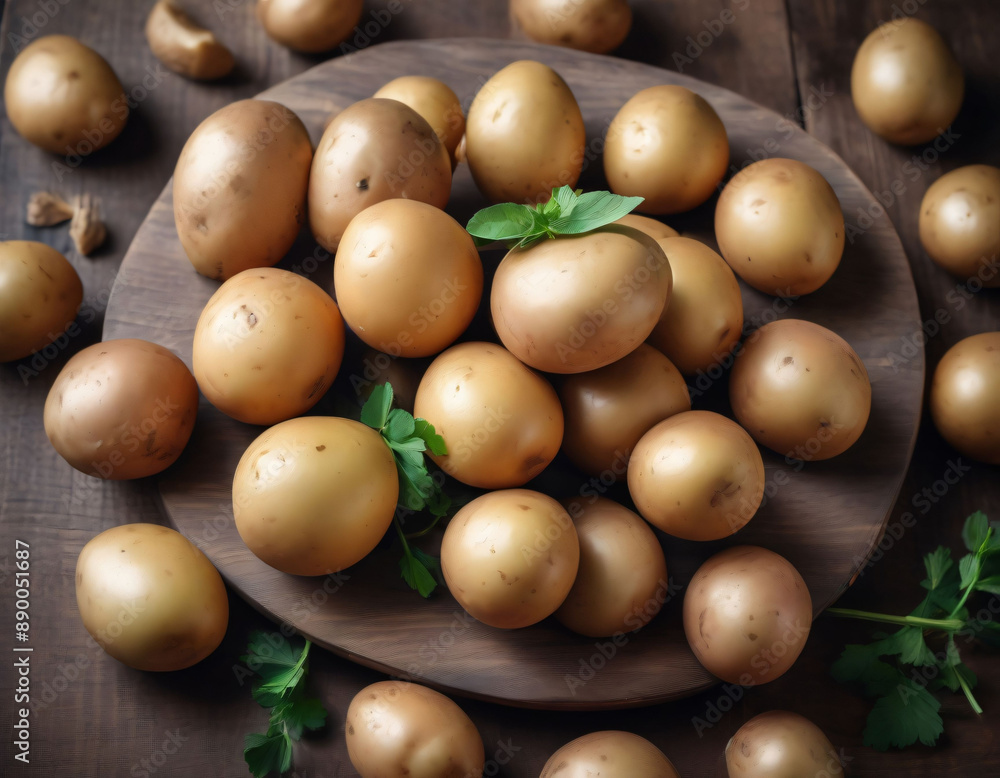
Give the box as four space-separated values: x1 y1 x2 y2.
0 1 997 776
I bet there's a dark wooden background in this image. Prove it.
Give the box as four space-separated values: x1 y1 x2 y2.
0 1 997 775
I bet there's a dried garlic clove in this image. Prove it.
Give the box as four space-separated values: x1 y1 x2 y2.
70 195 107 256
26 191 75 227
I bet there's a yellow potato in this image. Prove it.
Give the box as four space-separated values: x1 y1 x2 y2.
512 0 632 54
374 76 466 168
256 0 363 53
233 417 398 575
465 60 586 204
726 710 843 778
604 85 729 214
647 236 743 375
540 731 680 778
613 213 679 240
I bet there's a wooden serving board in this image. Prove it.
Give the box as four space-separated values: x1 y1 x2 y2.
103 38 923 710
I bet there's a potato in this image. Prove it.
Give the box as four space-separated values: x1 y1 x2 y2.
465 60 586 204
604 85 729 214
233 416 398 575
540 731 680 778
414 342 563 489
715 158 844 296
614 213 679 241
173 99 313 280
726 710 842 778
851 17 963 146
556 498 669 637
256 0 363 53
346 681 484 778
491 226 672 373
4 35 127 154
374 76 466 168
192 268 345 426
930 332 1000 464
683 546 813 685
729 319 871 460
628 410 764 541
334 199 483 357
559 344 690 477
44 339 199 480
440 489 579 629
0 241 82 362
309 98 452 252
75 523 228 671
512 0 632 55
919 165 1000 285
145 1 235 81
647 237 743 375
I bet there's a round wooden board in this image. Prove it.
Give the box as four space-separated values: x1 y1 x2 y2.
103 37 923 710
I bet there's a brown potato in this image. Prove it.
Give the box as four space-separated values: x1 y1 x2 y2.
683 546 813 685
851 17 963 146
726 710 843 778
346 681 484 778
173 100 313 280
145 1 235 80
4 35 127 154
930 332 1000 464
413 342 563 489
604 85 729 214
256 0 363 53
334 199 483 357
192 268 345 426
491 226 672 373
512 0 632 55
540 731 680 778
0 241 82 362
729 319 871 460
309 98 452 252
613 213 679 241
440 489 579 629
374 76 466 168
647 236 743 375
628 411 764 541
465 60 586 204
715 158 844 296
44 339 199 480
75 523 228 672
559 344 690 477
919 165 1000 286
556 498 669 637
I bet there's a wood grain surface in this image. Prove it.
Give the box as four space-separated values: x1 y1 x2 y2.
0 0 997 775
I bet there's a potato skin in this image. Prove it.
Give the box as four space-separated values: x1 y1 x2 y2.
75 523 228 671
491 226 672 374
540 731 680 778
44 339 199 480
145 1 235 81
233 417 398 575
4 35 127 154
192 268 345 426
512 0 632 55
559 344 690 477
715 158 844 296
683 546 813 685
257 0 363 53
726 710 842 778
613 213 679 241
851 17 963 146
604 85 729 214
334 199 483 357
729 319 871 460
414 342 564 489
0 241 82 362
309 98 452 251
374 76 466 168
628 411 764 541
919 165 1000 286
441 489 579 629
465 60 586 204
648 237 743 375
346 681 484 778
173 99 313 280
930 332 1000 464
556 498 669 637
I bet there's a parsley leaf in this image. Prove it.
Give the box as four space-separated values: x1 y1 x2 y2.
863 681 943 751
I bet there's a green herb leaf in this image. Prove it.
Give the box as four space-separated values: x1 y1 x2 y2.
959 554 980 590
271 697 327 741
876 627 937 667
244 731 292 778
413 418 448 456
975 575 1000 595
361 383 393 429
963 511 991 553
921 546 953 591
466 202 549 247
863 680 943 751
549 191 644 234
399 543 439 598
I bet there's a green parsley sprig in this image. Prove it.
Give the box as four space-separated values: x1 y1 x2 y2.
361 382 449 598
830 511 1000 750
465 186 644 249
242 632 327 777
